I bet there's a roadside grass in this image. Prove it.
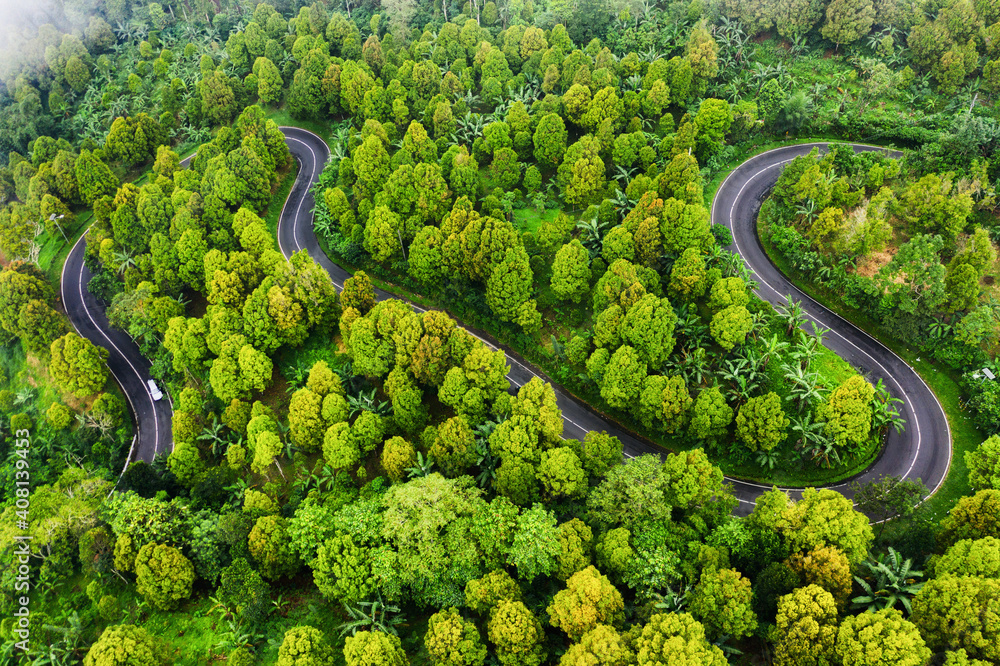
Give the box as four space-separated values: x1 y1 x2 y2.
265 106 338 144
264 160 300 238
38 210 92 285
759 224 981 520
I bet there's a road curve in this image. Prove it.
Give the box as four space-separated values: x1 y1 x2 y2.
61 232 173 465
711 143 951 506
61 129 951 514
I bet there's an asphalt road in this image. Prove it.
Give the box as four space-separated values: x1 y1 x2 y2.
61 129 951 514
61 232 173 465
711 143 951 509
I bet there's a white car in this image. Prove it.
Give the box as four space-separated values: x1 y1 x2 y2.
147 379 163 401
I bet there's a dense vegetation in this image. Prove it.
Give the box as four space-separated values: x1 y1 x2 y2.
1 0 1000 663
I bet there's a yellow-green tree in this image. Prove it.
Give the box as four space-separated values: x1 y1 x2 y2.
547 566 624 639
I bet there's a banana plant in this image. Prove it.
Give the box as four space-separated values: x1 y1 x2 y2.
852 548 924 614
338 596 406 637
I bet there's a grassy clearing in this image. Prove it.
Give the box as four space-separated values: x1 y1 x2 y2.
143 598 225 665
759 222 981 519
512 205 561 234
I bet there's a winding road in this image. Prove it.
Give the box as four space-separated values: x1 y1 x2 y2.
62 129 951 513
62 232 173 465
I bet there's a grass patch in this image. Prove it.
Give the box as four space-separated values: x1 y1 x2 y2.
813 344 858 388
512 205 561 234
265 106 338 144
759 219 981 519
142 598 226 665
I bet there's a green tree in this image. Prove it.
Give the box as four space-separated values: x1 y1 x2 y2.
465 569 522 614
487 600 546 666
668 248 709 301
690 568 758 639
83 625 164 666
619 294 677 370
708 277 749 311
560 625 632 665
278 626 336 666
693 99 733 159
382 474 487 607
49 333 108 397
774 585 839 666
945 262 981 313
939 490 1000 546
876 234 947 314
430 416 477 477
935 538 1000 579
780 487 874 564
836 608 931 666
557 135 606 206
689 386 733 443
634 613 728 665
709 305 753 351
311 532 376 603
551 240 592 303
134 542 196 611
534 114 568 169
736 393 789 452
249 515 299 580
342 271 377 313
966 435 1000 491
771 0 826 38
911 574 1000 662
424 607 488 666
508 504 561 582
556 519 593 582
254 57 283 104
353 135 392 199
547 566 624 639
538 447 587 499
75 149 118 204
486 248 534 323
600 346 647 411
819 376 875 448
821 0 876 47
581 431 623 478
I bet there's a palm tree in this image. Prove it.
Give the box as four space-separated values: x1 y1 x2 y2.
759 334 789 368
871 379 906 434
338 596 406 637
852 548 924 614
198 416 229 459
777 295 807 337
575 216 608 258
679 347 711 387
113 250 137 276
406 451 435 479
791 329 822 371
611 190 637 220
613 165 638 185
784 363 823 412
791 412 839 467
